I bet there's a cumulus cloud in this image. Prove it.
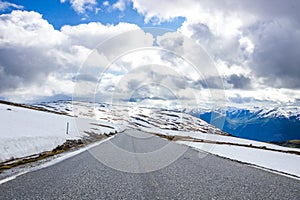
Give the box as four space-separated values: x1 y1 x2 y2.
0 10 145 102
0 11 71 92
2 1 300 106
110 64 196 107
132 0 300 95
61 22 140 49
112 0 129 11
156 32 221 79
60 0 97 14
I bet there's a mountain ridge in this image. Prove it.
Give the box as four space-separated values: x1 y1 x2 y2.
189 106 300 142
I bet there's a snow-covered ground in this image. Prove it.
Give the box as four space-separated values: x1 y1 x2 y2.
181 141 300 178
151 129 300 178
1 100 300 179
33 101 226 135
0 104 76 162
0 103 121 162
154 129 300 152
0 100 223 163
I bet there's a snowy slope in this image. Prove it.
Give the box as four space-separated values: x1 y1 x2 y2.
33 101 227 135
32 101 300 177
2 100 299 178
0 103 121 162
0 100 226 163
0 104 76 162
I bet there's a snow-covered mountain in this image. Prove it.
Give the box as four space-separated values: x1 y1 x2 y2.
33 101 227 135
0 100 228 163
1 100 300 178
189 106 300 142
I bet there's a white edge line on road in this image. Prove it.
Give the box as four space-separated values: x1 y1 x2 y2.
0 171 27 185
0 135 116 185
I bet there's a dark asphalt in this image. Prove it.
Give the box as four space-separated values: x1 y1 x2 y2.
0 130 299 199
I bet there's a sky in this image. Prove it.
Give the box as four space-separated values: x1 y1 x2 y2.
0 0 300 109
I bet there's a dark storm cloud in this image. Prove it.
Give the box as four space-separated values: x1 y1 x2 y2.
0 10 143 102
249 20 300 88
73 74 98 82
193 76 225 89
0 47 58 91
227 74 252 89
0 10 74 94
214 0 300 89
186 22 251 71
192 74 252 90
173 0 300 90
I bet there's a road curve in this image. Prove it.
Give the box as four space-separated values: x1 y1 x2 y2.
0 130 299 199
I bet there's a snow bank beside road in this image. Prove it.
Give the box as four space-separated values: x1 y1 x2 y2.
0 104 80 162
179 141 300 178
152 129 300 178
156 129 300 152
0 104 120 162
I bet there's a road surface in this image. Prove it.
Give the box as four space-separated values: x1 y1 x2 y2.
0 130 299 199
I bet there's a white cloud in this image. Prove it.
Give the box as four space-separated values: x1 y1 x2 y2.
0 11 74 94
239 37 254 54
0 11 66 48
88 34 226 107
102 1 109 7
132 0 246 37
131 0 300 106
61 22 140 49
0 10 147 102
225 88 300 106
133 0 300 92
112 0 128 11
0 0 23 11
2 1 300 106
61 0 97 14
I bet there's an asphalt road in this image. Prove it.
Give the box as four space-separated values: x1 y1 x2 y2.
0 130 299 199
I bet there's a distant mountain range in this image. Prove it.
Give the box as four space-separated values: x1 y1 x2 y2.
31 100 300 142
189 107 300 142
31 100 227 136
